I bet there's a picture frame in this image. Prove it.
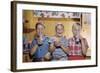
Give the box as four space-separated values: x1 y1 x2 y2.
11 1 98 72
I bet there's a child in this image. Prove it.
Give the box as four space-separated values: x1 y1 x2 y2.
68 23 89 60
49 23 69 61
30 22 51 62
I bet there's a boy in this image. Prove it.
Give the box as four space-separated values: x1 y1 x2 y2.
68 23 89 60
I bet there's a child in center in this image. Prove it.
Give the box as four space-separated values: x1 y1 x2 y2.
49 23 69 61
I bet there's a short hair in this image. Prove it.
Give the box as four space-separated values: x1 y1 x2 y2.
55 23 64 30
76 23 82 27
35 22 45 29
72 23 82 29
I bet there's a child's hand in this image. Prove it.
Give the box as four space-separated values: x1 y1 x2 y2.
54 41 61 47
79 35 83 40
79 35 84 42
44 52 51 61
37 35 43 45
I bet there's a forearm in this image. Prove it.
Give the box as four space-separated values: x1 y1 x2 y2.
82 48 87 55
61 45 69 54
49 44 55 53
30 45 38 55
81 41 88 55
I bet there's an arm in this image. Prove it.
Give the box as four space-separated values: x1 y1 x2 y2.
49 43 55 53
61 45 70 54
30 45 38 55
30 39 38 56
81 38 89 56
60 38 70 54
48 37 56 53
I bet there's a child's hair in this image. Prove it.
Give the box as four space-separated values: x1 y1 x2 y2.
55 23 64 30
76 23 82 28
72 22 82 29
35 22 45 29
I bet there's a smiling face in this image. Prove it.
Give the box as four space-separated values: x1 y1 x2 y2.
72 23 81 38
36 23 45 36
55 24 64 37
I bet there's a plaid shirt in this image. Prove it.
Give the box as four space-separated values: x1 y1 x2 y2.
68 37 89 56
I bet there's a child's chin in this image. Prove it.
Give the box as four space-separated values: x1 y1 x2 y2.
57 34 62 37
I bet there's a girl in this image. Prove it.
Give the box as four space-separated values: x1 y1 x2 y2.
30 22 51 62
